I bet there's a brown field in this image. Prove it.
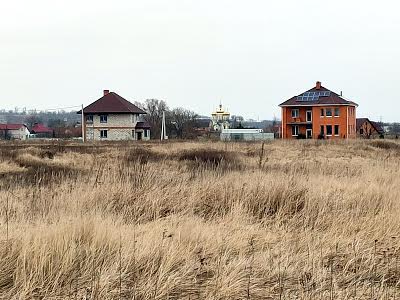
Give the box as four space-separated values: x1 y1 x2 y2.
1 139 400 299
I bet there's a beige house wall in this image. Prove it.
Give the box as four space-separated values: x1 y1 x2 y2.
7 127 30 140
84 113 150 141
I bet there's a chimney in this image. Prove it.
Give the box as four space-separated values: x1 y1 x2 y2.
103 90 110 96
316 81 321 90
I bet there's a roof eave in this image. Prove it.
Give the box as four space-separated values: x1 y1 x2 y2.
280 103 358 107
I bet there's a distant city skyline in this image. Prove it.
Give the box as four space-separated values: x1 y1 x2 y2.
1 0 400 122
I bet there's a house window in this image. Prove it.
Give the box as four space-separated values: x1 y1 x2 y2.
132 130 135 138
144 130 148 138
86 115 93 123
100 130 107 138
334 108 340 117
334 125 339 136
326 125 332 136
291 109 299 118
291 125 299 136
360 128 364 135
326 108 332 117
320 108 324 117
320 125 324 136
100 114 108 123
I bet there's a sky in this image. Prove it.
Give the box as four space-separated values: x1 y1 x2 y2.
1 0 400 122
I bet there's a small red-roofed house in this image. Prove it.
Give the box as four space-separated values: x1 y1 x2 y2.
0 124 30 140
31 123 54 138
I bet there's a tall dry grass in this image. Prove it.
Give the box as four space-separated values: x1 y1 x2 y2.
0 139 400 299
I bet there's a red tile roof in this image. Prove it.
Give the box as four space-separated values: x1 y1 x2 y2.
279 84 358 107
31 124 53 134
79 92 146 114
0 124 27 130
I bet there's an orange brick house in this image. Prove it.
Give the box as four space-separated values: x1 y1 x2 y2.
279 82 358 139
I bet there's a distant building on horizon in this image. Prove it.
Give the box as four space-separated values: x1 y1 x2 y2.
0 124 30 140
211 103 230 131
30 123 53 138
356 118 384 139
279 81 358 139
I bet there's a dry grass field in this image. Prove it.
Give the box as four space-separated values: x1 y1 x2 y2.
1 139 400 299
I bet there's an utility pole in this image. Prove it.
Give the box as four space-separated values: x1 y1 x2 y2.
81 104 85 143
161 111 168 141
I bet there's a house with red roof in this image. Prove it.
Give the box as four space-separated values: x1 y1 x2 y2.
0 124 30 140
279 81 358 139
78 90 150 141
31 123 54 138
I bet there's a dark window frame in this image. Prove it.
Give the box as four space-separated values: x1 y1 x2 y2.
100 114 108 123
100 129 108 138
86 115 93 123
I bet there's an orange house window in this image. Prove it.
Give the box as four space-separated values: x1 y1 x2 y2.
334 108 340 117
326 125 332 136
334 125 339 136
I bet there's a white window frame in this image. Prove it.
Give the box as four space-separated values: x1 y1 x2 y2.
306 110 312 122
100 129 108 138
306 129 312 139
334 107 340 117
100 114 108 123
334 125 340 136
326 125 332 136
291 109 299 118
291 125 299 137
326 108 332 117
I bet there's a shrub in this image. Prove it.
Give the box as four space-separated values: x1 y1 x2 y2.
370 140 400 150
124 147 164 164
177 148 237 167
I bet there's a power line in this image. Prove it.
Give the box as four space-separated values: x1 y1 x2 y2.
36 105 82 111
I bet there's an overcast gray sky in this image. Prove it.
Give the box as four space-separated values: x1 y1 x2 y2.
1 0 399 121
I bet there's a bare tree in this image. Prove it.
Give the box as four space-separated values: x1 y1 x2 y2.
24 115 43 129
141 99 169 139
170 108 198 139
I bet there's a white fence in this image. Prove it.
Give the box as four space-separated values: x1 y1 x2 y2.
220 129 274 141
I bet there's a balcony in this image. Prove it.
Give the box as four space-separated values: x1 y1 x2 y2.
287 117 311 125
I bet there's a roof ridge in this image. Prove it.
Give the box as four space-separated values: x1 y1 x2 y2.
112 92 136 113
